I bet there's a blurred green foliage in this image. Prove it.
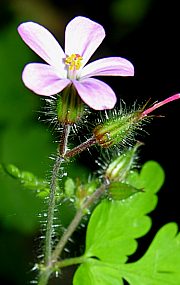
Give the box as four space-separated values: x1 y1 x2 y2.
111 0 151 25
0 21 55 233
0 21 55 284
0 19 90 284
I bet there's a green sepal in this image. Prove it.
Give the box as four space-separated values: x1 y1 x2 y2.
108 181 142 200
57 85 84 125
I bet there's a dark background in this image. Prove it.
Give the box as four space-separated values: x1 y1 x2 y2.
0 0 180 284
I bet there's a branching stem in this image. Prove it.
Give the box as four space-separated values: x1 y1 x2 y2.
51 183 107 263
65 136 96 158
38 133 99 285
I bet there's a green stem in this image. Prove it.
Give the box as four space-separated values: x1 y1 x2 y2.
38 268 52 285
38 182 106 285
38 133 99 285
51 209 83 262
44 155 63 265
44 124 70 266
56 255 87 269
51 183 107 262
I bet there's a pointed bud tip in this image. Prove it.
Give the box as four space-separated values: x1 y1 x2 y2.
142 93 180 117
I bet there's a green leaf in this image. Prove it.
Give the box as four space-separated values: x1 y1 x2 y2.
73 161 165 285
83 161 164 265
74 224 180 285
74 259 123 285
127 160 165 193
120 223 180 285
84 197 154 265
1 163 51 198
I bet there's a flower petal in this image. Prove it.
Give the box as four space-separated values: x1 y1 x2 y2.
73 78 116 110
18 21 67 75
80 57 134 79
22 63 70 96
65 16 105 67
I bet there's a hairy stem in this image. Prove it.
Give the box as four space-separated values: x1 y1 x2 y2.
38 268 53 285
44 124 70 266
38 133 98 285
44 155 63 265
65 136 96 158
59 123 70 155
51 183 107 262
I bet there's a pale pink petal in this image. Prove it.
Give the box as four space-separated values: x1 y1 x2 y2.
18 22 67 75
80 57 134 79
22 63 70 96
73 78 116 110
65 16 105 67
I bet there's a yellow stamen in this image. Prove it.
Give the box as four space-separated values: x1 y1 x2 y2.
65 54 83 71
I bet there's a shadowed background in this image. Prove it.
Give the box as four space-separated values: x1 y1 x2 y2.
0 0 180 284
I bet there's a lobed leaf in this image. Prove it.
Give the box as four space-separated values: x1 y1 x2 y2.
73 161 165 284
120 223 180 285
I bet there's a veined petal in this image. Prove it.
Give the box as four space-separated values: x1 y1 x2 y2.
73 78 116 110
18 21 67 75
80 57 134 79
22 63 70 96
65 16 105 67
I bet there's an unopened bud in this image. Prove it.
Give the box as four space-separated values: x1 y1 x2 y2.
93 110 142 148
75 179 99 208
105 143 141 181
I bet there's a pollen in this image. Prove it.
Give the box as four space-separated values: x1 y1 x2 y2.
65 54 83 71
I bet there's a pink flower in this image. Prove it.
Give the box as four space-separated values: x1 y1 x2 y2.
141 94 180 117
17 16 134 110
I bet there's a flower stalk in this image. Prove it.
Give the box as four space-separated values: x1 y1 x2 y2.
44 124 70 266
44 155 63 266
65 136 96 158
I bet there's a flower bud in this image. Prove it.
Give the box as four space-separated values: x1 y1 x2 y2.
105 143 141 181
93 110 142 148
57 85 84 125
74 179 99 208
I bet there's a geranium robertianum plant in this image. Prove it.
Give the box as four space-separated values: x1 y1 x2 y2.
1 16 180 285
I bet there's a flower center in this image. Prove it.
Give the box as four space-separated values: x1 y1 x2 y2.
65 54 83 71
